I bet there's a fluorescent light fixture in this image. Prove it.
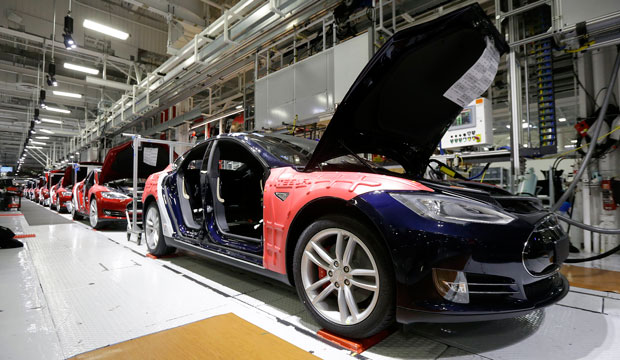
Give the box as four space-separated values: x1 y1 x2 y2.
564 144 576 148
75 152 79 155
235 105 243 109
24 149 28 151
70 155 74 158
26 145 42 149
41 118 63 124
122 133 136 137
86 76 134 91
506 125 511 129
53 90 82 99
83 19 129 40
39 129 54 134
183 57 195 67
559 117 567 122
35 136 50 139
190 108 244 130
64 62 99 75
30 140 47 145
44 107 71 114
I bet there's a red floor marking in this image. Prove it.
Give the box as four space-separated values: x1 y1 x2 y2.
14 234 36 238
146 253 181 260
317 328 394 354
0 214 23 216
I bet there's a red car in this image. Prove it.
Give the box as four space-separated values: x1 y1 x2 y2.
41 170 64 207
52 163 102 213
72 141 168 228
33 177 44 202
49 178 64 211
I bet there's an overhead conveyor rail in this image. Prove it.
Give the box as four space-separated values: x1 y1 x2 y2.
65 0 342 157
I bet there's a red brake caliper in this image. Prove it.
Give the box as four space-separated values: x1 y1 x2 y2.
317 244 332 289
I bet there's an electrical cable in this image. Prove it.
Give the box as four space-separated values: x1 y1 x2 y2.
565 40 595 54
556 213 620 234
571 66 597 108
542 125 620 159
467 163 490 180
551 47 620 212
564 244 620 263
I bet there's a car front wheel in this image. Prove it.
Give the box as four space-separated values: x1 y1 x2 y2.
71 199 82 220
89 199 102 229
144 203 175 256
293 215 395 339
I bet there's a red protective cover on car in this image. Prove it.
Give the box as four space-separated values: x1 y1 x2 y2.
262 167 433 274
142 164 173 204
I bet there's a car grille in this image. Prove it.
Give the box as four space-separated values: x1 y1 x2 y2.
524 273 562 300
523 215 564 277
466 273 518 295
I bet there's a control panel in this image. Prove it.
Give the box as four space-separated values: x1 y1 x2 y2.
440 97 493 150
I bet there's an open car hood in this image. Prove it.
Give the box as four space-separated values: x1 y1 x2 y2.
304 4 508 176
99 141 170 184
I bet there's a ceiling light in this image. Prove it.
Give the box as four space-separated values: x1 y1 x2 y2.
559 117 567 122
64 62 99 75
190 108 244 130
44 107 70 114
235 105 243 109
506 125 511 129
83 19 129 40
564 144 576 148
26 146 42 149
64 34 77 49
39 129 54 134
571 139 578 143
24 149 28 152
41 118 63 124
35 136 50 140
53 90 82 99
30 140 46 145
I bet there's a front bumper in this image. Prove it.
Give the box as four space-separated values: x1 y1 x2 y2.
354 191 571 324
98 198 141 222
396 272 569 323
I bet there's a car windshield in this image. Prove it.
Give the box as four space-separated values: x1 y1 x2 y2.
248 134 405 173
249 134 316 166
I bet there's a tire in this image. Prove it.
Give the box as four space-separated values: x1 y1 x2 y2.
89 198 103 229
144 202 175 256
293 215 395 339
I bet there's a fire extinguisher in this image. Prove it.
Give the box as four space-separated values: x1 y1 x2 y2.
602 179 617 210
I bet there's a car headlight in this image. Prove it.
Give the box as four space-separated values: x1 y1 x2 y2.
101 191 129 200
390 193 515 225
63 191 72 197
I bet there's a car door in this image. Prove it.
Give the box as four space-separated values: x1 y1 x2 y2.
200 139 265 263
163 141 212 241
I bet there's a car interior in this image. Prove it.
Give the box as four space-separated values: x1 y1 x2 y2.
177 142 209 229
209 140 266 239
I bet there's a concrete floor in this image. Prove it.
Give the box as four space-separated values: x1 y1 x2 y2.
2 200 620 359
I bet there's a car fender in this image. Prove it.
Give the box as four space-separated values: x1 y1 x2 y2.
262 167 432 274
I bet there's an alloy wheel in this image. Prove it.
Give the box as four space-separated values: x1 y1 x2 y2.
300 228 379 326
145 206 160 249
89 200 98 228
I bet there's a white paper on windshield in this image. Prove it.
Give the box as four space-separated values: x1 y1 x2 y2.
443 37 500 107
143 147 158 166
